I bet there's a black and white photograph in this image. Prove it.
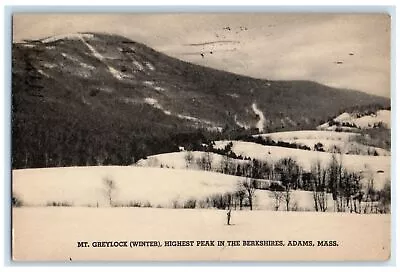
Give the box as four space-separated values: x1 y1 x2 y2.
11 12 391 261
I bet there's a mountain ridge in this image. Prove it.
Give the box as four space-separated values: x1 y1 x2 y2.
11 32 390 168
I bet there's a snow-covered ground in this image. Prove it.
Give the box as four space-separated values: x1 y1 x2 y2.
355 110 391 129
136 151 247 171
12 164 391 261
256 130 358 141
255 130 390 156
318 110 391 130
12 207 390 261
214 141 390 190
13 166 243 208
41 33 95 43
12 165 387 213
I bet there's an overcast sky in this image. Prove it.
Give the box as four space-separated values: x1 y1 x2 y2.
13 13 391 98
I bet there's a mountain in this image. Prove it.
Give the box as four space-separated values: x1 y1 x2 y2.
11 32 390 169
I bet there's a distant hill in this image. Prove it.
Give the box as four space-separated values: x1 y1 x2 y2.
11 32 390 168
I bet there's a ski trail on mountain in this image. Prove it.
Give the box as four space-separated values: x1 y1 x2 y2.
234 114 250 129
79 36 124 80
144 98 171 115
252 103 265 132
61 52 95 70
79 36 104 60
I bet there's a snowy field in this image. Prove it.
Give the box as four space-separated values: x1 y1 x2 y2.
12 207 390 261
13 166 241 208
214 141 390 190
12 166 391 261
12 166 329 211
353 110 391 128
254 130 390 156
318 110 391 130
256 130 358 141
13 166 386 213
136 151 247 170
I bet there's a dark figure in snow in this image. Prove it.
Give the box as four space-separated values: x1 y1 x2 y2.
227 209 232 225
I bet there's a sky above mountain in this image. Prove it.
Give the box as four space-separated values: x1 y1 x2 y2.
13 13 391 98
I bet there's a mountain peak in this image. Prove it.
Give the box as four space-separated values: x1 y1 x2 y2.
40 32 96 43
12 33 390 168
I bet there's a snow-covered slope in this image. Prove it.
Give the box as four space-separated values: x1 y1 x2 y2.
257 130 358 141
136 151 247 170
318 110 391 130
11 165 344 212
255 130 390 156
40 33 95 43
354 110 391 129
214 141 390 190
13 32 390 169
13 166 242 208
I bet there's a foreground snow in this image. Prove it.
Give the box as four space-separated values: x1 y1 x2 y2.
12 207 390 261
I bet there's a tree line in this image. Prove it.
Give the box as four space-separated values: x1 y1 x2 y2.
182 149 390 213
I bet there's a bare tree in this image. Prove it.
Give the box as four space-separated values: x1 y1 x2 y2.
275 158 301 211
326 153 364 213
377 180 391 213
196 156 205 170
95 150 108 166
204 152 213 171
311 160 328 212
271 190 284 211
197 152 213 171
224 193 233 209
344 171 362 213
261 160 275 181
234 184 246 210
241 178 257 210
220 154 232 174
103 177 116 207
184 151 194 168
364 173 376 214
242 161 253 179
327 154 345 212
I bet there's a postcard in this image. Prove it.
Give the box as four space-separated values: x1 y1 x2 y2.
11 12 391 261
